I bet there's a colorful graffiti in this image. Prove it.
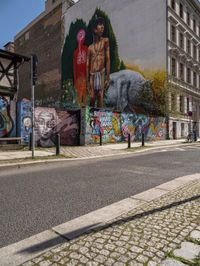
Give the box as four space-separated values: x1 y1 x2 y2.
121 113 166 141
17 100 32 143
86 108 122 144
34 107 79 147
0 96 13 138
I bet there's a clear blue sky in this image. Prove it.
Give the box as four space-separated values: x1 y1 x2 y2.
0 0 46 49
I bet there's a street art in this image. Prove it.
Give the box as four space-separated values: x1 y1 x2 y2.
62 5 167 115
57 110 79 146
34 107 79 147
0 96 13 138
121 113 166 141
17 100 32 143
86 108 122 144
35 107 57 147
62 9 122 109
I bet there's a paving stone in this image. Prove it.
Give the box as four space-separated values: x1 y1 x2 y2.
174 241 200 261
39 261 52 266
190 230 200 241
160 258 187 265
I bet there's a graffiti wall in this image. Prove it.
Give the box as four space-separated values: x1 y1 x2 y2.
86 109 166 144
121 114 166 141
86 108 122 144
34 107 79 147
0 96 14 138
62 0 167 114
17 100 32 143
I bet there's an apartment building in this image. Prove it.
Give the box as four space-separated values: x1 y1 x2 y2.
168 0 200 138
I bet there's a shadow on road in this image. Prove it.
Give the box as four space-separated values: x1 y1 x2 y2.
18 194 200 254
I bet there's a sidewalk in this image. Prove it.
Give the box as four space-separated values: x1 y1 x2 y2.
1 174 199 266
0 139 195 166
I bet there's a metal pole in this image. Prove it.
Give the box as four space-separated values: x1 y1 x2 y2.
142 133 145 147
31 55 35 158
56 134 60 155
29 132 32 151
99 131 102 146
128 133 131 148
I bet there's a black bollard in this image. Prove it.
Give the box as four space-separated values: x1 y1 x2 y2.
99 131 102 146
142 133 145 147
128 133 131 148
56 134 60 155
29 133 32 151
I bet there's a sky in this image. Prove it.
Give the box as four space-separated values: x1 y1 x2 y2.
0 0 78 49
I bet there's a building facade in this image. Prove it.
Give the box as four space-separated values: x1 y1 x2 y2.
167 0 200 139
13 0 200 141
14 0 73 103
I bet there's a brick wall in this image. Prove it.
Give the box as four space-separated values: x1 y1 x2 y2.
14 4 62 102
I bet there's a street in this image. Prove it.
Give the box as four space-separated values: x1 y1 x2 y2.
0 144 200 249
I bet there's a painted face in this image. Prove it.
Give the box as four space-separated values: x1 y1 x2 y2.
37 112 56 139
77 29 86 44
23 117 31 131
94 23 104 37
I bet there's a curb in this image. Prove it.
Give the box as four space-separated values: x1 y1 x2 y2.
0 173 199 266
0 142 198 170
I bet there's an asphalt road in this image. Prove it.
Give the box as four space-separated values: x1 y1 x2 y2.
1 144 200 248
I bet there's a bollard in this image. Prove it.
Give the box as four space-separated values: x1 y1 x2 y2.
99 131 102 146
56 134 60 156
29 133 32 151
128 133 131 148
142 133 145 147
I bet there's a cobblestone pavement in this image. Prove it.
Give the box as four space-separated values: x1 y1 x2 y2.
20 179 200 266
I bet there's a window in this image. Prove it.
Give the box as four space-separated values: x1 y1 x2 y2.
180 96 184 112
187 12 190 26
171 94 177 111
187 39 191 55
193 72 197 87
179 32 184 49
187 68 191 83
171 25 176 43
199 75 200 88
193 45 197 60
193 19 196 33
179 63 184 81
179 3 183 18
172 58 176 77
187 97 190 112
171 0 175 10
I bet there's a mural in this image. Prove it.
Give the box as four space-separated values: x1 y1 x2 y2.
121 113 166 141
17 100 32 143
86 108 122 144
85 109 166 144
34 107 79 147
57 110 79 146
62 4 167 115
0 96 13 138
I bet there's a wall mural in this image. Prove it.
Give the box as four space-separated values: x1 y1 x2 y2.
86 108 122 144
121 113 166 141
85 109 166 144
0 96 13 138
34 107 79 147
17 100 32 143
62 7 166 116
